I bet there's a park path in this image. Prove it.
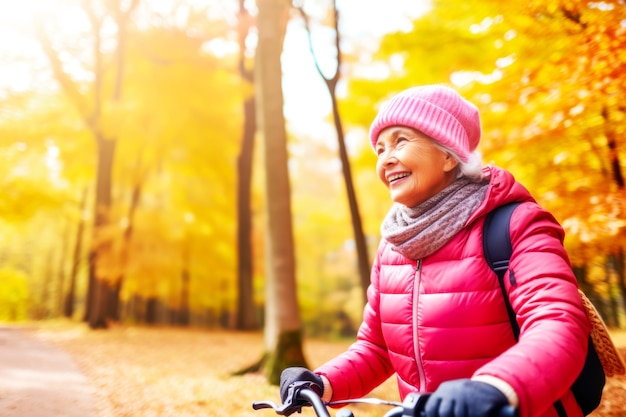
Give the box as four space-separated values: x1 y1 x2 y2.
0 326 97 417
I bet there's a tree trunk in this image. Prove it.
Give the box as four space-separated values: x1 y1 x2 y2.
112 178 143 321
64 187 87 318
56 219 71 316
614 248 626 316
608 251 625 328
575 264 609 320
256 0 308 384
602 106 625 189
235 0 259 331
97 0 138 322
179 234 191 326
604 257 619 327
88 136 117 329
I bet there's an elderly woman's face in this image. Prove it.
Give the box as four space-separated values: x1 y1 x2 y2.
375 126 459 207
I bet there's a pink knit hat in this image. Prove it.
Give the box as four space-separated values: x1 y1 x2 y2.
368 85 481 163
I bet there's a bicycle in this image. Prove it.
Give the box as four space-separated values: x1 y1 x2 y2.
253 381 518 417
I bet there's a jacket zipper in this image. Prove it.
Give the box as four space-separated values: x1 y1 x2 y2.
413 259 426 390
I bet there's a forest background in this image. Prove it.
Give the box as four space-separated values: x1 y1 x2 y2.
0 0 625 372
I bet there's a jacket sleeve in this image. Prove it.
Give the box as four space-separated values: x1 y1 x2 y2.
314 241 395 401
474 202 591 417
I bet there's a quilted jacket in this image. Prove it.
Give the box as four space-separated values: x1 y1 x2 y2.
315 166 591 417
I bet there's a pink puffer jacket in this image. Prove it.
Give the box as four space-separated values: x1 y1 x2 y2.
315 166 590 417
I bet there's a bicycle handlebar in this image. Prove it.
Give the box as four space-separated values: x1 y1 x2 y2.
252 381 518 417
253 386 331 417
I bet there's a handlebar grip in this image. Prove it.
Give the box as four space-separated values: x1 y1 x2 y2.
403 393 518 417
298 389 331 417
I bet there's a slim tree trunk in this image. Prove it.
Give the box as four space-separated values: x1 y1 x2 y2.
179 233 191 325
256 0 308 384
235 0 259 330
606 249 626 328
65 187 88 318
298 3 370 302
616 248 626 324
602 106 625 189
88 135 116 329
94 0 139 324
111 175 143 321
56 219 71 316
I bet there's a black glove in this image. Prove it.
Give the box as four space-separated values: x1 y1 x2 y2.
424 379 509 417
279 367 324 403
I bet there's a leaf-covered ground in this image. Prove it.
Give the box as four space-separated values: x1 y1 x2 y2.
27 322 626 417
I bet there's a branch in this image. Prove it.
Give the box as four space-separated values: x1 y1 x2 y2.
331 0 341 88
237 0 255 82
81 0 105 128
35 25 94 132
561 7 587 30
295 1 341 92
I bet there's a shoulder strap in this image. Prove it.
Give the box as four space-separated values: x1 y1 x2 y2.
483 202 522 340
485 203 608 416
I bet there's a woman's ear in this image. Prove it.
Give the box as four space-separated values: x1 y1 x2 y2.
443 153 459 173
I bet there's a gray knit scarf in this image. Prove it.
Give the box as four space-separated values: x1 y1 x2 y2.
380 177 489 260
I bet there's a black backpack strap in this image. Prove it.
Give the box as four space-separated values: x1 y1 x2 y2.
484 202 604 416
483 202 522 340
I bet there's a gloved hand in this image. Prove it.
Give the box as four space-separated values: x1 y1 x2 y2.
424 379 509 417
279 367 324 403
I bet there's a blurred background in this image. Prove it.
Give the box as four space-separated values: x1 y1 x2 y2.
0 0 624 340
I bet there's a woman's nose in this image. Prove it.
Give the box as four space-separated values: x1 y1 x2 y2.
380 150 397 166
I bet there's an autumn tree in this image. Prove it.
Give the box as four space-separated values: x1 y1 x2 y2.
296 0 370 302
235 0 259 330
256 0 309 383
37 0 140 328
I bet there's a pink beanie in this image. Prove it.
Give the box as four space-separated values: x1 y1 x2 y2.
368 85 481 163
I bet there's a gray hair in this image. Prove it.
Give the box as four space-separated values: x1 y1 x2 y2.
431 141 484 182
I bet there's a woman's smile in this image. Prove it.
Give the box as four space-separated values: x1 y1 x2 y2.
387 172 411 184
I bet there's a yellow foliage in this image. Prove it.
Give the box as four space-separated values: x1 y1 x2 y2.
342 0 626 266
0 267 30 321
3 0 625 326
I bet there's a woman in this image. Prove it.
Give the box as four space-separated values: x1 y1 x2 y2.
280 85 591 417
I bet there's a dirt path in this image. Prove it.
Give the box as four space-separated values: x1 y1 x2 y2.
0 326 97 417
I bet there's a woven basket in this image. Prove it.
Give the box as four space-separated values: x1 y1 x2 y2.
579 290 626 377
